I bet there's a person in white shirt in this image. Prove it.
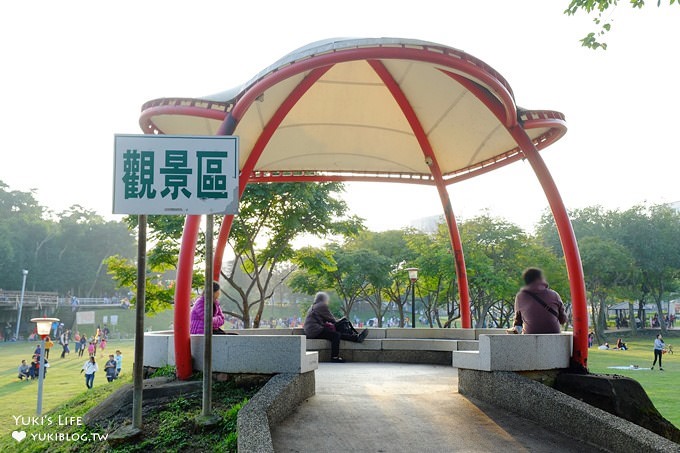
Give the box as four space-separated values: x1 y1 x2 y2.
81 356 98 388
651 334 665 371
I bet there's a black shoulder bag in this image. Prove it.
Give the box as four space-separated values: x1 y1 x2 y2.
524 291 560 319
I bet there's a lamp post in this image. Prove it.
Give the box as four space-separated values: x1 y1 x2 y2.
406 268 419 329
31 317 59 415
15 269 28 341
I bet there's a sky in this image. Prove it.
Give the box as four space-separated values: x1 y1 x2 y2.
1 1 679 232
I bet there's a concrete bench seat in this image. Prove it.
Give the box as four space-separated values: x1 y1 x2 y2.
451 333 572 371
144 331 318 374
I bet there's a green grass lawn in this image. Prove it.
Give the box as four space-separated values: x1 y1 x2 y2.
587 335 679 427
0 339 135 438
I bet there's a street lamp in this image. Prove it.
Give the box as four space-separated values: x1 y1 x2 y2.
406 268 419 328
14 269 29 341
30 317 59 415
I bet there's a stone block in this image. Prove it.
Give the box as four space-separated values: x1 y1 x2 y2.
473 328 508 339
238 328 294 335
363 328 387 339
381 339 458 351
190 335 316 374
452 334 571 371
451 351 482 370
301 352 318 374
456 340 479 351
305 339 329 350
238 372 316 453
143 333 169 368
458 369 680 453
384 328 473 339
379 350 451 365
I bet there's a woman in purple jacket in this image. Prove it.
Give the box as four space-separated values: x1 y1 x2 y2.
190 282 226 334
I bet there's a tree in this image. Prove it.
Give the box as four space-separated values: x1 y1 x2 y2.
406 226 459 328
613 205 680 334
291 245 374 319
461 215 568 329
0 181 135 295
564 0 679 50
109 183 361 323
221 183 362 327
579 236 636 343
350 231 414 327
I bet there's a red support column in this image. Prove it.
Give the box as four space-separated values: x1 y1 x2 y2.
174 214 201 380
439 190 472 328
368 60 472 328
509 126 588 371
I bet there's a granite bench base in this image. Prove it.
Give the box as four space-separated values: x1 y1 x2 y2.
143 332 318 374
458 368 679 453
452 333 572 371
238 372 315 453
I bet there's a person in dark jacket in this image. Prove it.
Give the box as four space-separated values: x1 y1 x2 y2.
510 268 568 334
304 292 368 362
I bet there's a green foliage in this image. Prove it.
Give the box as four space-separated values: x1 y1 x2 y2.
0 180 135 295
222 182 363 327
564 0 679 49
150 365 177 378
537 203 680 335
104 255 176 315
107 183 362 326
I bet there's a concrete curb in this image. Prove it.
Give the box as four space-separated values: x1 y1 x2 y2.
237 371 315 453
458 369 679 452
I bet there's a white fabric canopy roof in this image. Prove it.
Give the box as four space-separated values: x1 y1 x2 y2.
140 38 565 184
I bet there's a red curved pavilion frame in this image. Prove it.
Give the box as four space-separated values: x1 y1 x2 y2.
138 39 588 379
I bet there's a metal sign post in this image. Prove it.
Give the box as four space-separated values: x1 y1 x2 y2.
132 215 146 429
112 134 238 433
201 214 215 420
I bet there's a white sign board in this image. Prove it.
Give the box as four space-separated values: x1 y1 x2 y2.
110 315 118 326
113 134 239 215
76 311 96 325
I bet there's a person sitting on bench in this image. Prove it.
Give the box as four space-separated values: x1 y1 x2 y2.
303 292 368 363
509 268 567 334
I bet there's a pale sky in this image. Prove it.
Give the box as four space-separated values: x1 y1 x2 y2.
1 1 679 232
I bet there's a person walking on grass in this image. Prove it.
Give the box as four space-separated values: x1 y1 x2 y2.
114 350 123 378
651 334 666 371
104 355 117 382
81 356 98 389
60 329 70 358
79 335 87 357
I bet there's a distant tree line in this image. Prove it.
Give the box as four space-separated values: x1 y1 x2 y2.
103 180 680 340
0 181 135 296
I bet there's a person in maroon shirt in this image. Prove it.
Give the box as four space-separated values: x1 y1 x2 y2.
510 268 567 334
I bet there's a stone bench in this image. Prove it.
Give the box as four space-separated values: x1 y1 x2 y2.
231 327 509 364
143 331 318 374
451 333 572 371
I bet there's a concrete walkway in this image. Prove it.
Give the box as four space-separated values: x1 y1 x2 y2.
272 363 602 453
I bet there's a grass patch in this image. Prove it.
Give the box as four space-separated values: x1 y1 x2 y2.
0 340 136 439
111 384 254 453
588 332 680 426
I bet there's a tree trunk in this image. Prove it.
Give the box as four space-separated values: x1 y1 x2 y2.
242 303 251 329
628 301 637 336
655 299 668 334
590 297 605 345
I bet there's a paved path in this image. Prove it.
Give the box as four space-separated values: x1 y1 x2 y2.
272 363 602 453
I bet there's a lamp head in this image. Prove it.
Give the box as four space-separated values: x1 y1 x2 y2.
22 269 28 276
31 317 59 338
406 267 419 283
